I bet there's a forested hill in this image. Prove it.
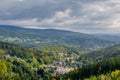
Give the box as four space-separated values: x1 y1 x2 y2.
0 25 115 49
57 57 120 80
0 41 62 79
0 41 33 59
56 44 120 80
0 41 38 79
78 44 120 65
94 34 120 43
0 41 87 80
1 39 120 80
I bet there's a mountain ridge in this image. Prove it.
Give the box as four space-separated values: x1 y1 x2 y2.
0 25 116 49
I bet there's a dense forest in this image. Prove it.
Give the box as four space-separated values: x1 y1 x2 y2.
1 41 120 80
77 44 120 65
56 57 120 80
85 70 120 80
0 41 87 80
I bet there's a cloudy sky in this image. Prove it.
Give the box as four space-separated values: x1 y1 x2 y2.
0 0 120 34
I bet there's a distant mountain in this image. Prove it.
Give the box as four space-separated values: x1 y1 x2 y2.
94 34 120 43
0 25 115 49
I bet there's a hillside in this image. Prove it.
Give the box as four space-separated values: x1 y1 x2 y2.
85 70 120 80
78 44 120 65
0 25 115 49
0 41 88 80
0 41 38 79
57 57 120 80
94 34 120 43
0 41 65 79
1 39 120 80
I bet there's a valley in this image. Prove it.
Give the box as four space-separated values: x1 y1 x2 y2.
1 0 120 80
1 25 120 80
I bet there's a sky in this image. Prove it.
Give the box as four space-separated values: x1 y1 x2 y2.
0 0 120 34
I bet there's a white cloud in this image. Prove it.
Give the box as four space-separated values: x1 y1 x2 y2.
1 0 120 34
40 9 73 26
